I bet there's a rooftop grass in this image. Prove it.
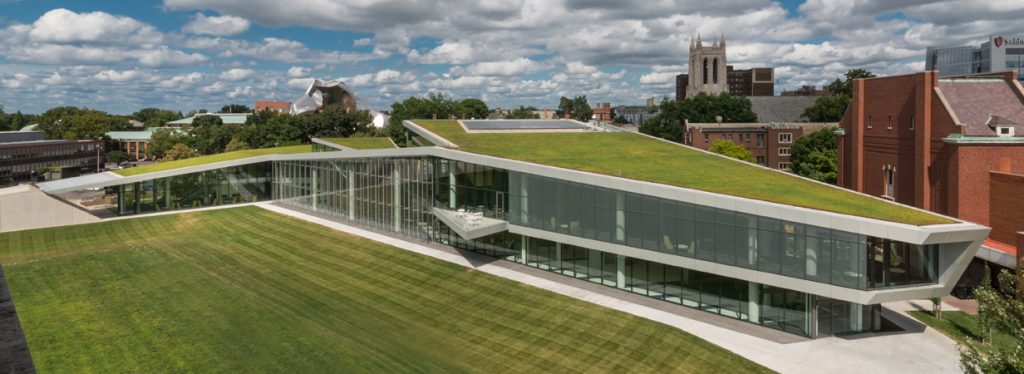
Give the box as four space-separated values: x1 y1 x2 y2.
0 207 771 373
411 119 954 226
319 137 396 150
115 145 311 177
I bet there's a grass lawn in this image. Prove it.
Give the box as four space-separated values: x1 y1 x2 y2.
0 207 771 373
319 137 396 150
410 119 953 226
909 311 1015 353
116 145 312 177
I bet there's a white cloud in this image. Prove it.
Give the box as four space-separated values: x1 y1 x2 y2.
182 13 250 36
218 68 255 81
93 69 143 82
26 8 162 45
463 58 545 76
286 66 310 78
1 73 29 89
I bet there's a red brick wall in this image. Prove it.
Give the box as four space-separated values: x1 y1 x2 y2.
954 146 1024 226
990 172 1024 245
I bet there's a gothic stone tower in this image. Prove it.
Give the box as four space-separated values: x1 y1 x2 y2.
687 33 728 97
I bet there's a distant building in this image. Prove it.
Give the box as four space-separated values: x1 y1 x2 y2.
837 70 1024 293
685 122 834 170
254 101 291 113
926 34 1024 83
107 128 161 161
532 109 558 120
166 113 250 126
781 85 830 96
677 34 774 99
614 105 658 125
747 96 819 123
646 97 656 107
486 108 506 120
0 131 103 183
592 103 613 122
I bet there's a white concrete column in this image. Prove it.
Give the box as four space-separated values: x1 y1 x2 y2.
851 304 863 332
616 255 626 289
347 170 355 220
555 242 562 271
520 175 529 224
748 283 760 323
311 169 318 211
520 234 528 264
615 191 625 242
393 166 401 233
449 165 457 209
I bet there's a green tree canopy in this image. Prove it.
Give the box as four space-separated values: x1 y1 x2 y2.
507 106 540 119
106 150 128 164
146 128 188 159
639 94 756 142
306 107 373 139
220 104 252 113
458 98 489 119
557 96 593 122
225 138 251 152
801 69 876 122
961 263 1024 373
132 108 183 127
163 143 199 161
790 127 839 183
707 139 754 162
387 92 462 143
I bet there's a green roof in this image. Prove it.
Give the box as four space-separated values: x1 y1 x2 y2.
167 113 250 125
115 145 311 176
319 137 396 150
410 120 954 226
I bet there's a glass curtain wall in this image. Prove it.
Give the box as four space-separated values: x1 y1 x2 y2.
507 172 938 291
116 162 272 215
273 157 436 242
433 159 508 220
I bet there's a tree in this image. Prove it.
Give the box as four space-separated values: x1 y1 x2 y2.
106 150 128 164
163 143 199 161
960 263 1024 373
707 139 754 162
458 98 489 119
64 110 113 140
557 96 593 122
306 107 373 139
225 138 250 152
132 107 183 127
613 114 628 124
220 104 252 113
387 93 461 144
507 106 540 119
640 99 688 142
790 127 839 183
802 69 876 122
186 115 234 154
147 128 187 159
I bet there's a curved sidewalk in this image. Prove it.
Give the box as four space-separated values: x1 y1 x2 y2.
258 203 963 374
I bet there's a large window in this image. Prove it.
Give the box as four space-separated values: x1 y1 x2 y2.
778 133 793 143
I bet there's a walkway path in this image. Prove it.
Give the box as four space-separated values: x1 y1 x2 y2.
258 203 963 374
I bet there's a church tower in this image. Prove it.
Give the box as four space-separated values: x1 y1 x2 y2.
687 33 728 97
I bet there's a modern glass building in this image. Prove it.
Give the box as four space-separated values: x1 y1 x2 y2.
926 34 1024 81
38 120 989 338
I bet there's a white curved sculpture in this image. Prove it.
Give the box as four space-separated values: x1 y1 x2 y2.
290 79 359 115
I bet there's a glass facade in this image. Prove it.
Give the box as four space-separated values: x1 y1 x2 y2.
98 154 937 337
117 162 273 215
507 173 938 290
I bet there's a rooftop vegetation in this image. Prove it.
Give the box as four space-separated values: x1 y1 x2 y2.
410 119 954 226
318 137 396 150
0 207 769 373
115 144 310 176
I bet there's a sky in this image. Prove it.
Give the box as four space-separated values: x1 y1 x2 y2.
0 0 1020 114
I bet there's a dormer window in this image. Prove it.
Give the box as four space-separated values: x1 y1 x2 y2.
997 126 1014 137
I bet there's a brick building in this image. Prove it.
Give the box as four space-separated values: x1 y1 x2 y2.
254 101 290 113
592 103 613 122
675 34 774 100
837 71 1024 290
685 122 834 170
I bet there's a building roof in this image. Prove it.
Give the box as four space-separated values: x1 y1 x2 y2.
255 101 290 111
747 96 819 123
406 119 954 226
940 78 1024 136
107 128 161 141
114 145 311 176
166 113 250 126
0 131 45 143
315 137 396 150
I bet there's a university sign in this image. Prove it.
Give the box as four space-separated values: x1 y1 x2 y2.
994 35 1024 48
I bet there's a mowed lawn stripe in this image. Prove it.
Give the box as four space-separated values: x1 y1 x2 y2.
0 207 772 373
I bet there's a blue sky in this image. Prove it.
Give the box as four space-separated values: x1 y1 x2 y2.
0 0 1020 114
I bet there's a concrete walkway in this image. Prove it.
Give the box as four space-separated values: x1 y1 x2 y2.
258 203 963 374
